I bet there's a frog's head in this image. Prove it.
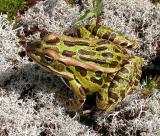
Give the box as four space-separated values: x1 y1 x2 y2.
26 35 72 78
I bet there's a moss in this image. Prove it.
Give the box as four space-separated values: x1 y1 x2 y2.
0 0 26 19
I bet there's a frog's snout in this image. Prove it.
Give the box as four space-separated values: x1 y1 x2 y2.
26 41 42 52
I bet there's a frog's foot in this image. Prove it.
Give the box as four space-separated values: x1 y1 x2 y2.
55 93 85 111
96 56 143 112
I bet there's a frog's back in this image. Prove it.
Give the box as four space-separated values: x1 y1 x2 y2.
43 34 129 69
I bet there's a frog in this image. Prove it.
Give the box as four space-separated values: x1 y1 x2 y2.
26 23 143 112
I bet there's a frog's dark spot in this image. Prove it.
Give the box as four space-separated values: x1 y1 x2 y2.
74 41 90 46
104 76 112 82
74 77 80 84
96 46 108 51
78 49 96 56
92 25 101 35
108 100 114 105
105 74 115 82
113 47 121 53
134 80 139 86
51 47 59 53
75 66 87 76
76 28 81 37
94 59 108 64
79 56 92 61
122 49 128 54
116 56 121 61
45 36 60 44
95 71 103 77
109 82 118 88
120 90 126 99
79 56 108 64
64 41 90 46
108 91 119 101
96 40 110 45
109 33 116 41
64 41 76 46
66 67 74 74
62 50 76 57
122 60 129 65
121 67 129 74
120 42 128 47
84 88 90 94
79 87 86 96
114 75 123 83
110 73 115 78
85 25 91 30
127 44 134 49
102 32 111 40
90 77 102 85
102 52 113 58
110 61 118 68
97 93 103 100
102 84 109 88
136 74 141 80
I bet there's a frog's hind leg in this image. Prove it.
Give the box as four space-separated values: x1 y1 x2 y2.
96 56 142 112
74 25 96 39
85 23 139 50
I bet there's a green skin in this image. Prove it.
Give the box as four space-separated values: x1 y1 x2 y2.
26 23 143 112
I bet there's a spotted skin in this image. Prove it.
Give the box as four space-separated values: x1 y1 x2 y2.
26 23 143 112
62 50 76 57
85 24 140 50
96 56 142 111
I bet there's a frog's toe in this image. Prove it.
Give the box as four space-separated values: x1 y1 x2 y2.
64 98 85 111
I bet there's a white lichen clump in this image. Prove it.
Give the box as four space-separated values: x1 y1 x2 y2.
0 0 160 135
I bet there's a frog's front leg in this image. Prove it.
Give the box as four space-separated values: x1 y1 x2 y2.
96 56 142 112
62 78 86 111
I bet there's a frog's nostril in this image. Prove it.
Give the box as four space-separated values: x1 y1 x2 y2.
32 41 42 48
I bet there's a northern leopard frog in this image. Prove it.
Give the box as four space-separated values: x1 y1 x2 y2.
26 23 143 112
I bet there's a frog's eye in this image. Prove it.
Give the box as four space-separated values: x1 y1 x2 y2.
44 55 54 63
